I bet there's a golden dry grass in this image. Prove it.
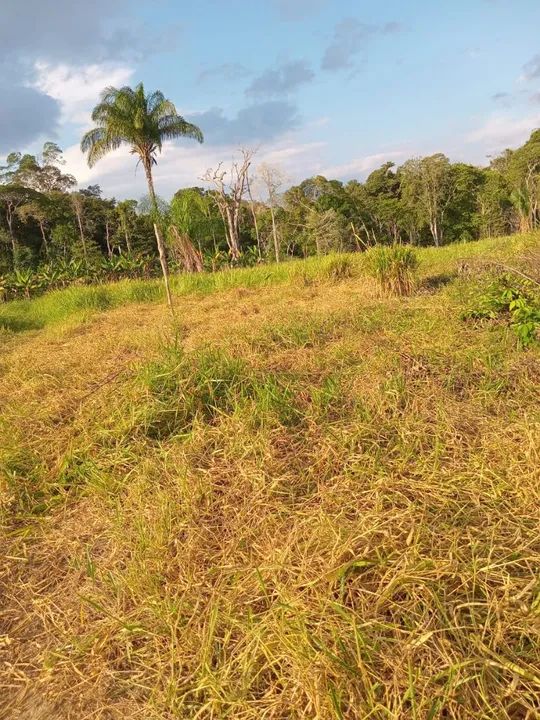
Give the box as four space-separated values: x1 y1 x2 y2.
1 235 540 719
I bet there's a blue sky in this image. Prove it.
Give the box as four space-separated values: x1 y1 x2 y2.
2 0 540 198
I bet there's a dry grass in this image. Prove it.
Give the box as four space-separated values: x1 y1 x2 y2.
1 234 540 719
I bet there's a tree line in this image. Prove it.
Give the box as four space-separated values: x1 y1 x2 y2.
2 83 540 300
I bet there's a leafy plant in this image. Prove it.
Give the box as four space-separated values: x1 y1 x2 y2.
0 254 160 302
365 244 419 296
462 274 540 348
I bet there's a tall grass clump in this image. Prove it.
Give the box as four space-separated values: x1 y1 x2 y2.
323 254 355 282
366 244 419 296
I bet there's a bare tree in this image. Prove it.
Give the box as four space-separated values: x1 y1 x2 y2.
202 149 255 260
168 226 204 272
245 172 262 259
257 163 286 262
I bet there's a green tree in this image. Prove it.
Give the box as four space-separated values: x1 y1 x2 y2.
17 195 54 258
4 143 76 193
170 188 225 258
499 130 540 232
137 193 170 218
50 223 78 260
477 169 512 238
360 163 407 244
0 185 42 267
444 163 485 243
81 82 204 307
400 154 456 246
0 152 23 184
305 208 347 255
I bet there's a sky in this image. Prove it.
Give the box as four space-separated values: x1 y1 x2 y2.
2 0 540 200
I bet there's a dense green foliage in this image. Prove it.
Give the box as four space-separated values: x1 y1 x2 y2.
463 273 540 348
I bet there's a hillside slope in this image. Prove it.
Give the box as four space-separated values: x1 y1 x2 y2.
1 235 540 720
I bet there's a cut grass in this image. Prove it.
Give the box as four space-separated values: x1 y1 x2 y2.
0 232 539 719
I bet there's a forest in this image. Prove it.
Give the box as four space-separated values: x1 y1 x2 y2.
2 114 540 301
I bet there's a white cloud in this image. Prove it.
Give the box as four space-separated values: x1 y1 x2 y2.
322 151 408 180
28 61 327 198
33 61 134 127
466 113 540 150
521 53 540 82
259 141 326 164
62 136 328 199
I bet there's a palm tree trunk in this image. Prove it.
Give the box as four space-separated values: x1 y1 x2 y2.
143 159 174 313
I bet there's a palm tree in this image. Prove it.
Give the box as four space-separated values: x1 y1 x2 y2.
81 83 203 308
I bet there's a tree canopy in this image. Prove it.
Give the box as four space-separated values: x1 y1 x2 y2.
2 125 540 296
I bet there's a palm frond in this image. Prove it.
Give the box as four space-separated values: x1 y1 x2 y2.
147 90 167 114
158 116 204 143
90 138 122 167
80 127 105 154
81 83 204 171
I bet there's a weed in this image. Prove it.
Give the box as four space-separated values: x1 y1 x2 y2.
463 274 540 348
140 346 304 439
324 255 355 282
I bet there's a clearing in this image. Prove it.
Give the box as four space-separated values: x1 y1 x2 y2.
1 235 539 719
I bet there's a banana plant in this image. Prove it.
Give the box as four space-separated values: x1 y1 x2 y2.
12 268 43 298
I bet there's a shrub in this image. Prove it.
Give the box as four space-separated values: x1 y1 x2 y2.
366 244 419 296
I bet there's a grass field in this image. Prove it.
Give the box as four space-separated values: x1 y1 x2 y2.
1 234 539 719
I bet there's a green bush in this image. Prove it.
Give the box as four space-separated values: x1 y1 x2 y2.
365 244 419 296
